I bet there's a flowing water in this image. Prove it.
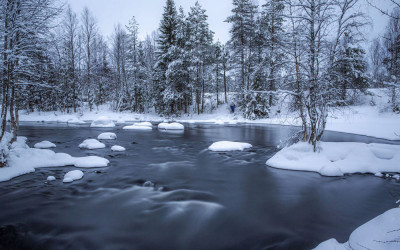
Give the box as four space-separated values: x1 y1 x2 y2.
0 122 399 250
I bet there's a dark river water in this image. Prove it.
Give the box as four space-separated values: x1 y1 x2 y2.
0 122 399 250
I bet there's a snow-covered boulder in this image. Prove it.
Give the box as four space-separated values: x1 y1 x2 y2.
34 141 56 149
111 145 126 152
134 122 152 127
266 142 400 177
67 117 85 124
90 116 115 128
97 132 117 140
314 208 400 250
123 124 152 130
74 156 109 168
79 139 105 149
158 122 184 130
63 170 84 183
47 176 56 181
208 141 252 152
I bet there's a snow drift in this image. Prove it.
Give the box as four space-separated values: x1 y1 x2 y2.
314 208 400 250
266 142 400 176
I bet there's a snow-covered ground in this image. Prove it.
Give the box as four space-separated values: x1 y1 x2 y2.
0 133 109 182
314 208 400 250
17 89 400 140
266 142 400 177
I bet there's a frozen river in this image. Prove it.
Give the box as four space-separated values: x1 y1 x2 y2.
0 122 399 249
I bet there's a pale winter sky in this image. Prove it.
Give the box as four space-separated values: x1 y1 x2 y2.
67 0 392 45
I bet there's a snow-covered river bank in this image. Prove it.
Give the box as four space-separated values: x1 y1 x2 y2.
0 122 398 249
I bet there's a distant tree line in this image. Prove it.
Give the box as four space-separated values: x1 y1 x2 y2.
0 0 399 158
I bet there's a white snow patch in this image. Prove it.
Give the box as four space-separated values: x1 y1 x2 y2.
0 134 109 182
267 142 400 176
90 116 115 128
63 170 84 183
79 139 105 149
67 117 85 124
97 132 117 140
111 145 126 152
134 122 152 127
314 208 400 250
74 156 109 168
116 119 126 124
158 122 184 130
123 124 152 130
34 141 56 149
47 176 56 181
208 141 253 152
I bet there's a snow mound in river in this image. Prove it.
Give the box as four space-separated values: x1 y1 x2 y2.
314 208 400 250
266 142 400 176
97 132 117 140
208 141 252 151
111 145 126 152
63 170 84 183
0 134 109 182
90 116 115 128
123 124 152 130
158 122 184 130
79 139 106 149
34 140 56 149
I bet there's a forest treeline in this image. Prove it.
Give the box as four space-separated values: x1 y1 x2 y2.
0 0 399 152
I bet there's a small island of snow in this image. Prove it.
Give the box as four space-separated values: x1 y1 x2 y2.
158 122 184 130
111 145 126 152
63 170 84 183
47 176 56 181
79 139 106 149
208 141 252 152
90 116 115 128
123 124 152 130
97 132 117 140
34 140 56 149
266 142 400 177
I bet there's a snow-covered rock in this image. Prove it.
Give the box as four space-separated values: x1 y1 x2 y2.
208 141 253 152
90 116 115 128
314 208 400 250
158 122 184 130
123 124 152 130
134 122 152 127
116 119 126 124
67 117 85 124
74 156 109 168
267 142 400 176
97 132 117 140
34 141 56 149
47 176 56 181
63 170 84 183
111 145 126 152
79 139 105 149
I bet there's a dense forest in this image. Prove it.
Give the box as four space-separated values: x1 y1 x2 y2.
0 0 399 152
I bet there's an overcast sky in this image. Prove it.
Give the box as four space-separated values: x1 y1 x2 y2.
67 0 392 45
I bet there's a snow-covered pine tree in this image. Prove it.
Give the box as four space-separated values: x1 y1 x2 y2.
226 0 258 115
187 1 214 114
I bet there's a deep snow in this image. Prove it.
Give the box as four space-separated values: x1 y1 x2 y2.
266 142 400 177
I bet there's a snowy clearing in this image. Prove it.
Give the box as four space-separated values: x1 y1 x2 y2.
123 124 152 130
208 141 253 152
34 140 56 149
63 170 84 183
266 142 400 177
79 139 106 149
97 132 117 140
158 122 184 130
314 208 400 250
90 116 115 128
111 145 126 152
0 135 109 182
